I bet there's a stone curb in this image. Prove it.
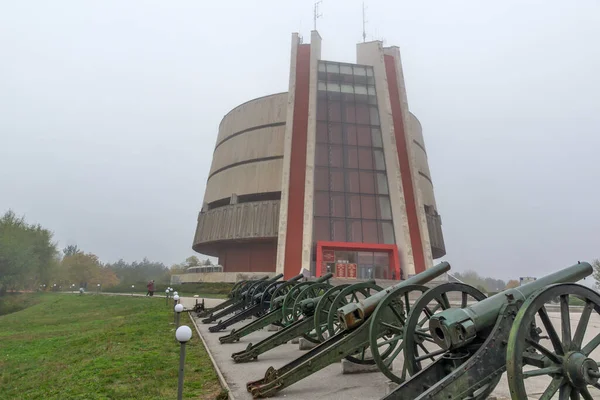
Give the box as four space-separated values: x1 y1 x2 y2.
189 312 236 400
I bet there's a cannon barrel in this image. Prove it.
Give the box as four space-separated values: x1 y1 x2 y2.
315 272 333 282
429 261 592 351
252 273 302 302
338 262 451 330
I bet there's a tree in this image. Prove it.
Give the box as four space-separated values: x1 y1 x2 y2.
505 280 520 289
63 245 81 257
592 259 600 289
62 252 103 285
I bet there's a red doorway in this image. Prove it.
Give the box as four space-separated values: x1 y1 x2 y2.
316 241 401 280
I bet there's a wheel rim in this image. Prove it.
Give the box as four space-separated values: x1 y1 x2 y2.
281 282 314 325
292 283 332 343
367 284 429 382
313 284 350 342
327 282 383 364
506 283 600 400
268 281 297 312
402 282 486 381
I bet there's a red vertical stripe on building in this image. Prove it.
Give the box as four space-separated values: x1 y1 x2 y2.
283 44 311 279
384 54 426 274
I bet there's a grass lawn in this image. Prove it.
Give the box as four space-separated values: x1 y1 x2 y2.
0 293 225 399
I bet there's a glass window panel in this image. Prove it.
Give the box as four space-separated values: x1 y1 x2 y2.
340 84 354 93
354 74 367 85
340 65 353 75
362 221 378 243
369 106 380 125
327 82 341 92
346 171 360 192
366 67 374 77
373 149 385 170
328 90 341 101
355 104 370 124
353 66 366 76
347 195 361 218
332 219 346 242
344 125 357 145
315 144 329 166
331 194 345 217
326 63 340 73
316 122 328 143
354 84 368 95
374 251 388 265
359 171 375 193
330 169 344 192
358 147 374 170
318 63 327 72
318 71 328 81
357 251 374 264
371 128 383 147
328 101 342 122
360 195 377 219
317 102 327 121
343 103 356 124
330 145 343 168
367 85 376 95
329 123 342 144
342 74 354 84
318 81 327 91
345 147 358 169
380 221 395 244
377 196 393 220
313 218 330 241
366 76 375 85
375 173 389 194
354 93 369 104
357 126 372 147
314 192 330 217
368 95 377 105
349 220 362 242
315 167 329 190
341 92 354 103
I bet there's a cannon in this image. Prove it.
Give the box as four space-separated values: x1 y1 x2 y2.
385 261 598 400
208 273 305 333
246 262 451 398
202 275 280 324
196 278 256 318
231 274 353 362
219 273 333 344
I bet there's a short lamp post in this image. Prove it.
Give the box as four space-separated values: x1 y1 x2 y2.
175 325 192 400
131 285 135 296
165 289 170 305
97 283 101 293
173 294 180 308
174 303 184 327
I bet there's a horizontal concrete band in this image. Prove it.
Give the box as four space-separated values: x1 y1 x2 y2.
412 139 427 155
215 121 286 151
419 171 433 185
207 156 284 181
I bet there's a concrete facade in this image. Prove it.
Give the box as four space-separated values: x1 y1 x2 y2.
193 31 445 276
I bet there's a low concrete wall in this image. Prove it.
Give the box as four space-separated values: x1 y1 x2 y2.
171 271 276 284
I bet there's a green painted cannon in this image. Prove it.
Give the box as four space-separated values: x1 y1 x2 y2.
385 261 599 400
231 278 378 362
246 262 451 398
202 275 281 324
219 273 334 344
196 278 256 318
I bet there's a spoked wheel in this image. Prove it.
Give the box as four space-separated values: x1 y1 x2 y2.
291 283 332 343
281 282 316 325
368 284 428 382
327 282 383 364
313 284 350 342
268 281 298 313
507 283 600 400
260 281 287 309
402 283 487 381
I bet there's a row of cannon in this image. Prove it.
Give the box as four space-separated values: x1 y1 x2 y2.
195 261 600 399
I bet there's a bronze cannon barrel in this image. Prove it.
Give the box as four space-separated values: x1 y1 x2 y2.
429 261 593 351
338 262 451 330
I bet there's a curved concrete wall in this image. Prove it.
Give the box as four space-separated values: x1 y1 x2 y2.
204 93 288 205
409 113 436 210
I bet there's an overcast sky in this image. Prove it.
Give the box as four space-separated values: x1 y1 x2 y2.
1 0 598 279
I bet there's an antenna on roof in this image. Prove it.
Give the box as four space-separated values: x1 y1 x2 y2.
362 2 368 42
314 1 323 31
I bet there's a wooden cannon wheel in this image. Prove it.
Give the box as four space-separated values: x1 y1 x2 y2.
506 283 600 400
400 283 487 382
280 281 318 325
259 281 287 310
291 282 332 343
267 280 299 313
367 284 429 382
313 284 351 343
327 281 384 365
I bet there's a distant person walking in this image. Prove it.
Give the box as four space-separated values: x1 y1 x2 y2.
146 280 155 297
